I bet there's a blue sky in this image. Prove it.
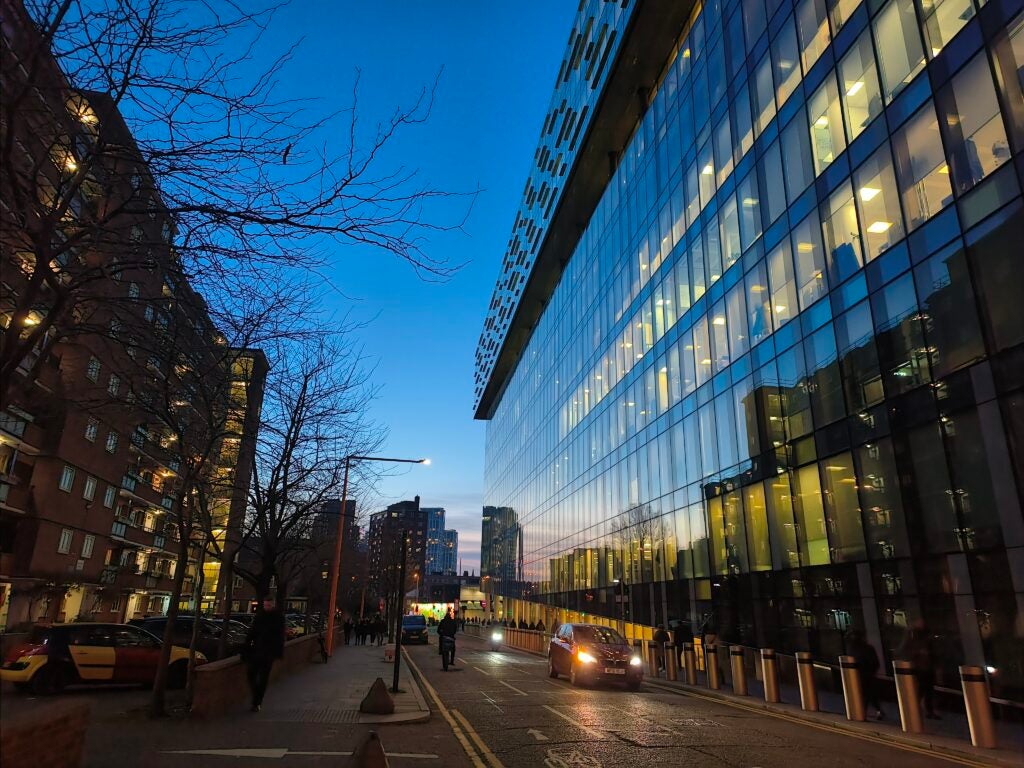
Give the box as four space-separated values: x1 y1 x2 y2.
268 3 577 571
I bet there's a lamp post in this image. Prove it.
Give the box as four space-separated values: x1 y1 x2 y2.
325 454 429 656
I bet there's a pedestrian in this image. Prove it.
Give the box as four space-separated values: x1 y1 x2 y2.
898 621 940 719
375 616 385 646
847 630 884 720
536 619 545 633
673 621 694 667
653 623 671 673
343 618 353 646
438 608 457 670
356 619 366 645
460 616 466 632
244 598 285 712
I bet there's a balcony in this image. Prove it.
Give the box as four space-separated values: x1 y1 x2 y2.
99 566 119 585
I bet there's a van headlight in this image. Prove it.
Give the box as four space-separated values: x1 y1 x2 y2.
629 656 643 666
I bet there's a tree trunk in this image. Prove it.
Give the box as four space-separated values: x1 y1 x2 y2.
149 532 190 717
215 554 236 660
184 540 207 708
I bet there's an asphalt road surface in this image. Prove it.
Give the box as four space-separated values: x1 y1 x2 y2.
405 633 968 768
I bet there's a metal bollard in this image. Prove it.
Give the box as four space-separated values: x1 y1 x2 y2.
893 660 923 734
761 649 780 703
730 646 748 696
665 643 679 681
633 639 644 667
960 666 997 748
683 643 698 685
796 652 818 712
705 644 721 689
648 642 660 677
839 655 865 722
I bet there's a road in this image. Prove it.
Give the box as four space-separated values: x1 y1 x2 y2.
405 632 969 768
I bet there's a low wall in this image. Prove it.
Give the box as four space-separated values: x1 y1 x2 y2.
0 701 90 768
190 631 330 718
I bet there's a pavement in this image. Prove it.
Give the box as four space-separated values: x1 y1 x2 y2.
4 631 1021 767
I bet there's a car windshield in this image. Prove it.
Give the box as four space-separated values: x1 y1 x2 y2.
574 626 626 645
402 616 426 627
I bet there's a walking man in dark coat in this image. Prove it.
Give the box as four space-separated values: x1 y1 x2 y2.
245 598 286 712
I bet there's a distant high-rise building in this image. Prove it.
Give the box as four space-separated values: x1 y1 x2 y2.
314 498 358 547
424 507 459 575
367 496 428 596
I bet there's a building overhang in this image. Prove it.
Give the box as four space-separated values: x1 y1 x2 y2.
475 0 695 420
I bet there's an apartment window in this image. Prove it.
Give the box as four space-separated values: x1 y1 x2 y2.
936 52 1011 194
59 465 75 492
782 110 815 203
797 0 831 70
990 15 1024 150
891 101 953 231
874 0 927 103
853 143 905 259
792 212 828 309
772 16 802 108
128 282 140 299
839 31 884 142
828 0 862 32
85 417 99 442
86 356 101 382
809 73 846 174
103 485 116 508
760 140 787 224
107 374 120 396
144 306 154 322
768 240 799 329
745 261 773 345
83 476 97 501
82 534 95 559
58 528 74 554
919 0 975 58
822 182 864 285
753 53 777 135
105 432 119 454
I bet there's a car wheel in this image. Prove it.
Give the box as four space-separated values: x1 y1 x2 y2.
167 660 188 690
627 679 642 691
548 658 559 679
13 682 31 694
569 661 584 687
30 663 66 695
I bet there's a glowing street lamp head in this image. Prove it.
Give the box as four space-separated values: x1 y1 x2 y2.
421 458 431 466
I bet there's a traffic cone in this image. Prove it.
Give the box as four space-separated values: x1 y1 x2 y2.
359 677 395 714
351 731 389 768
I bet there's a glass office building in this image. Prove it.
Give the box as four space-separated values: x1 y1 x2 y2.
476 0 1024 699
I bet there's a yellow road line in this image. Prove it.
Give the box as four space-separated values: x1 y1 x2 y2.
451 708 506 768
644 680 991 767
403 650 487 768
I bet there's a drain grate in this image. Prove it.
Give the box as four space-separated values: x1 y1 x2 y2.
269 707 360 724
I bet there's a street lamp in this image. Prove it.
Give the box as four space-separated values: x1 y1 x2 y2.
325 454 429 656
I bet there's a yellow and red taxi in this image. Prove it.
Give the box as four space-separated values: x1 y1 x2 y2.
1 622 203 694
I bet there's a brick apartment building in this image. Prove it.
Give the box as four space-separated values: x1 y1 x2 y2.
367 496 428 608
0 2 265 629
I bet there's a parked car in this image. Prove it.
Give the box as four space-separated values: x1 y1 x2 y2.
547 623 643 690
129 615 248 660
230 612 256 628
401 614 429 644
0 623 201 694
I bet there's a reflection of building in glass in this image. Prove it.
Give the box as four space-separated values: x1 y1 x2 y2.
476 0 1024 700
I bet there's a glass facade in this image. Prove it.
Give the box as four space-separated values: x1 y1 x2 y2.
478 0 1024 701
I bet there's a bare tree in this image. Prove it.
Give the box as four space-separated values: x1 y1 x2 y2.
232 332 382 643
2 0 471 404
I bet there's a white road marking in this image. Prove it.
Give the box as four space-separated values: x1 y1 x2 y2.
544 748 603 767
527 729 550 741
498 679 528 696
474 666 492 676
541 705 604 740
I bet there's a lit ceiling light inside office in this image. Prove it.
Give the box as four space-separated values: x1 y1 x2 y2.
712 316 725 325
867 221 893 233
859 186 881 201
814 116 829 128
846 81 864 96
701 164 714 175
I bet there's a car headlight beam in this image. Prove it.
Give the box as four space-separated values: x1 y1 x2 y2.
577 650 597 664
491 632 503 642
629 656 643 666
